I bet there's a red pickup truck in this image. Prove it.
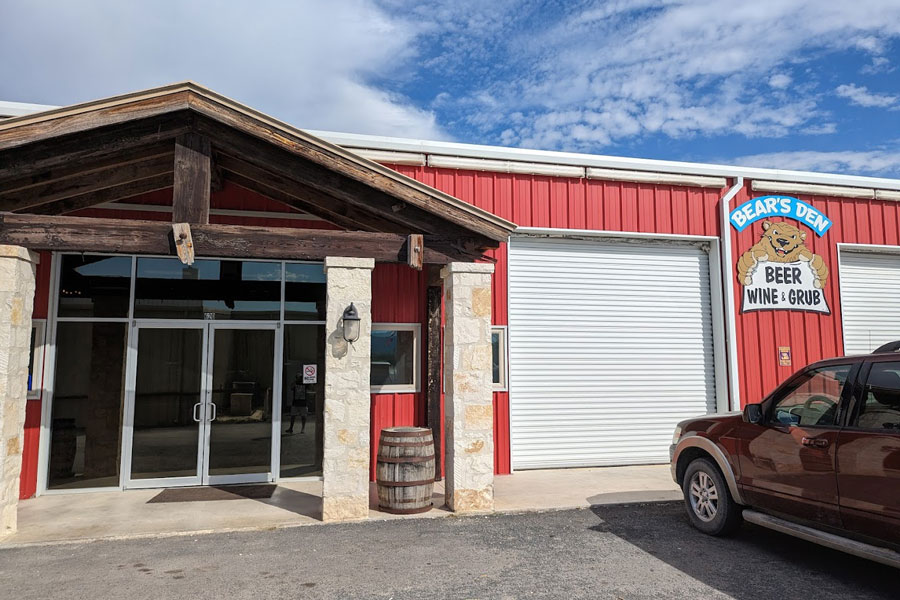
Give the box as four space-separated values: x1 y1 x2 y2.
670 344 900 568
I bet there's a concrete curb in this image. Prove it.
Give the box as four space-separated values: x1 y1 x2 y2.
0 493 681 550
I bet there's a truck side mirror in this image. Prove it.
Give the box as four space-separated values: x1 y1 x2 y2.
743 403 763 424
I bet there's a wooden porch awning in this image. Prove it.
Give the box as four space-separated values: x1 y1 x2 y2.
0 82 515 264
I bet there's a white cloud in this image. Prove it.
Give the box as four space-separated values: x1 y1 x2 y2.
732 149 900 176
400 0 900 150
0 0 447 139
835 83 899 109
768 74 793 89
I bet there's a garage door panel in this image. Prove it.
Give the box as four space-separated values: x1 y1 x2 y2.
841 252 900 355
509 236 718 469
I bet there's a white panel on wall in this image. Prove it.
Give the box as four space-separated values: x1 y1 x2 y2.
841 251 900 355
508 236 718 469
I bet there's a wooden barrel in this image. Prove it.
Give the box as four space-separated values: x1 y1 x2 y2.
376 427 435 514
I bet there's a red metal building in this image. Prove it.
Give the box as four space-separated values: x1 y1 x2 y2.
15 117 900 498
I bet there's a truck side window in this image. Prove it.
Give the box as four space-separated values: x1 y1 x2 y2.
770 364 852 427
855 362 900 431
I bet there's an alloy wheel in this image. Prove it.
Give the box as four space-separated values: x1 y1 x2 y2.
689 470 719 522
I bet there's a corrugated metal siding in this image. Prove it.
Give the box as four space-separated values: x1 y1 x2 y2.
730 182 900 406
19 252 52 499
840 252 900 354
508 236 717 468
387 164 723 474
369 263 429 480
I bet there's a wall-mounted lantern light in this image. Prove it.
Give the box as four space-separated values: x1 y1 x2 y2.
342 303 361 343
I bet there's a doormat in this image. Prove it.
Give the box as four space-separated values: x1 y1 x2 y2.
147 484 277 503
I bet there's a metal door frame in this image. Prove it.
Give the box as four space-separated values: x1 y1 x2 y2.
204 322 278 486
122 320 278 489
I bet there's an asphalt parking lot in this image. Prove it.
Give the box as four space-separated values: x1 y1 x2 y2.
1 501 895 599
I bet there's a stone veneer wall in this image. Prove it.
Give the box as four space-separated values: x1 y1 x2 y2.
441 262 495 513
0 246 37 538
321 257 374 522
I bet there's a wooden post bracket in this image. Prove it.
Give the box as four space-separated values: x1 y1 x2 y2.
407 233 424 271
172 222 195 265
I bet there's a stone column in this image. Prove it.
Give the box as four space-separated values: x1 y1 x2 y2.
0 246 37 539
321 257 374 522
441 262 495 513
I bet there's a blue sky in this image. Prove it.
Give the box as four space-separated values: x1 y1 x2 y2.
3 1 900 176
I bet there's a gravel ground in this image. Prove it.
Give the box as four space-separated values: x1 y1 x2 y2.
1 501 895 600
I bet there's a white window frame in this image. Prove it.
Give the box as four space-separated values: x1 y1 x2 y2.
28 319 47 399
492 325 508 391
370 323 421 394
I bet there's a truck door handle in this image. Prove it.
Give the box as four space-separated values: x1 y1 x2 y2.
801 437 829 448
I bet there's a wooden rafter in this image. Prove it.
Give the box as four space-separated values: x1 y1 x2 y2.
0 154 174 212
195 118 487 240
216 153 406 232
23 174 174 215
0 112 191 182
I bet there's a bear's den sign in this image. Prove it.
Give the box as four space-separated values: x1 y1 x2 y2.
730 196 832 236
736 217 830 315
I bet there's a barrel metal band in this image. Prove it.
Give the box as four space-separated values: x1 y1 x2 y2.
378 503 434 515
381 430 432 437
376 478 435 487
376 455 435 463
380 440 434 448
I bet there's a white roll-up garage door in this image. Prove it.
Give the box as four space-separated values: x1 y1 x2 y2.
841 251 900 355
508 236 719 469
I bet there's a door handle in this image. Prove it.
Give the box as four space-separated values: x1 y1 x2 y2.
801 436 829 448
192 402 202 422
209 402 217 422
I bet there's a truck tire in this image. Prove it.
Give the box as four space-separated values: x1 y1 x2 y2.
682 457 742 536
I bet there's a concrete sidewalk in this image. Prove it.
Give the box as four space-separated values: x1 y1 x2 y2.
1 464 680 546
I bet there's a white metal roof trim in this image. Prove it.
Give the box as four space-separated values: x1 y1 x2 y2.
312 129 900 192
586 167 727 188
751 180 875 199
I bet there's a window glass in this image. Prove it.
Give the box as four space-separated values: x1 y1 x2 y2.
48 322 128 489
371 328 416 389
133 258 282 320
771 364 851 427
284 263 326 321
57 255 131 318
28 321 45 398
855 362 900 431
491 328 506 388
281 324 325 477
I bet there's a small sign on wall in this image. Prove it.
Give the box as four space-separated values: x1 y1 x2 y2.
778 346 792 367
303 364 318 384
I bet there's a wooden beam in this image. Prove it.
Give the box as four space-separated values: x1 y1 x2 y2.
0 111 191 182
189 94 512 242
0 154 173 212
0 213 484 262
0 143 173 195
23 173 174 215
197 118 481 237
425 278 443 481
217 153 403 232
172 133 211 224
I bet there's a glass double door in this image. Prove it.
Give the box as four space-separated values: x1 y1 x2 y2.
124 322 277 488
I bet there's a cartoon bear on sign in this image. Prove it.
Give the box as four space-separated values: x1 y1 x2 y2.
737 220 828 289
